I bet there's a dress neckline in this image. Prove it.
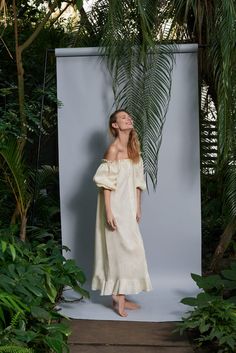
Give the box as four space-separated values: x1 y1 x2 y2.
102 158 130 163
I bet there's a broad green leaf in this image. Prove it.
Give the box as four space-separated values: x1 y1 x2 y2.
45 278 57 303
1 240 7 253
12 328 38 342
191 273 223 290
24 284 43 297
45 335 65 353
196 292 217 306
73 285 89 298
199 322 210 333
9 244 16 261
221 279 236 290
31 306 51 320
45 322 71 336
180 297 197 306
76 270 86 284
222 269 236 281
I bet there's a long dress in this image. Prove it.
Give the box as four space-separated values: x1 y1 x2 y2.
91 157 152 296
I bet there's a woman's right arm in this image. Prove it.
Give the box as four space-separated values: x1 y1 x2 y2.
104 189 117 230
103 144 118 231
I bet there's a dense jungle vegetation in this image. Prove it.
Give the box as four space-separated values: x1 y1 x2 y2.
0 0 236 352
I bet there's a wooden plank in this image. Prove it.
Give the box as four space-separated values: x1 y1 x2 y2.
68 320 191 347
69 345 195 353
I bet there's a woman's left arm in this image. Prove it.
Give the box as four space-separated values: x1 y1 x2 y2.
136 187 142 222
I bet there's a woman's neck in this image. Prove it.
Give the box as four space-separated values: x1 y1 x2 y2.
117 130 130 148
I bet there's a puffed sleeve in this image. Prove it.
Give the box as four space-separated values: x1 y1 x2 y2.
93 160 119 191
135 157 146 191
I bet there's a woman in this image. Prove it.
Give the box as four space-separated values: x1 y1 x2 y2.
92 109 152 317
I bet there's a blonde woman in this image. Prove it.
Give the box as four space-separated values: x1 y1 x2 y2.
92 109 152 317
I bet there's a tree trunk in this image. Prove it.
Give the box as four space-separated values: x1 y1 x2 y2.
20 212 27 242
16 47 27 151
13 0 27 151
210 219 236 271
10 206 19 225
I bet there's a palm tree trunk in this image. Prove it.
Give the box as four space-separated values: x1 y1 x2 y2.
20 212 27 242
210 219 236 271
13 0 26 152
16 48 26 151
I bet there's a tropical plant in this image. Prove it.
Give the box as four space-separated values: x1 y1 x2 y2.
178 297 236 353
0 139 31 241
7 0 83 151
178 264 236 352
0 236 88 352
82 0 175 186
161 0 236 267
0 137 61 241
180 262 236 305
75 2 236 266
0 347 34 353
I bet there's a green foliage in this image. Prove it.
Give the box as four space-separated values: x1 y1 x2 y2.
201 173 224 268
178 264 236 352
0 3 86 351
0 84 58 141
0 236 88 352
0 138 61 241
0 347 34 353
188 262 236 302
0 139 32 216
83 0 175 187
166 0 236 264
179 298 236 353
30 165 61 239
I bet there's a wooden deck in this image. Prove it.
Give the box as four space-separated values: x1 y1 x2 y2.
68 320 195 353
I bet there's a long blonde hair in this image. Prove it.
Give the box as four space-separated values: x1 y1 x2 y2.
109 110 140 163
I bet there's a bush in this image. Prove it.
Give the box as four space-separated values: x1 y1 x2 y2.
0 236 89 352
178 263 236 352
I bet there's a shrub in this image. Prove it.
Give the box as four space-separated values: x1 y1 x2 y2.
178 263 236 352
0 236 88 352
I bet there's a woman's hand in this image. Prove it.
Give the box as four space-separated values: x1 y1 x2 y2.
106 209 117 230
136 188 142 223
104 189 117 230
136 206 141 223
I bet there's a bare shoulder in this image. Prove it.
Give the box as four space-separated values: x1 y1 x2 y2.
104 144 119 161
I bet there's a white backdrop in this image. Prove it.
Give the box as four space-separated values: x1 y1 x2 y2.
55 45 201 322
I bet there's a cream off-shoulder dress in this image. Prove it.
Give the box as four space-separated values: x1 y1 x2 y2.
91 157 152 295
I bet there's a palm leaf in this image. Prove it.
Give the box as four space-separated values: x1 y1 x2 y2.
0 139 32 217
164 0 236 263
99 0 175 187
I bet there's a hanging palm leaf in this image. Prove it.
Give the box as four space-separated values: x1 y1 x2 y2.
96 0 175 187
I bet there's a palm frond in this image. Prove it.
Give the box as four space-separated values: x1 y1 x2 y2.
208 1 236 161
34 165 58 189
0 139 31 216
100 0 175 187
224 164 236 222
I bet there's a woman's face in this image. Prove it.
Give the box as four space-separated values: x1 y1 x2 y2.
112 111 133 132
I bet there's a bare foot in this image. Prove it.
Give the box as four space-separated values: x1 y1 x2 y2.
112 294 128 317
112 295 140 310
125 299 140 310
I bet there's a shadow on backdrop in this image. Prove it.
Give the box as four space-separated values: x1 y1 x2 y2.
68 130 111 307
